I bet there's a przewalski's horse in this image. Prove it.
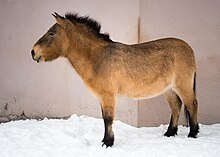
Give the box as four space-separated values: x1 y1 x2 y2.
31 12 199 147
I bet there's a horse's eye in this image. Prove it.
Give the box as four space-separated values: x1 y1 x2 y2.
49 33 55 37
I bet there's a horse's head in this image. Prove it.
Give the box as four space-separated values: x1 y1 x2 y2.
31 13 71 63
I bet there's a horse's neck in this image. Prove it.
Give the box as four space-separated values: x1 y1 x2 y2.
67 50 93 81
66 38 107 81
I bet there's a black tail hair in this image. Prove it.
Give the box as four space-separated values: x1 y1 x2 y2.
184 72 196 127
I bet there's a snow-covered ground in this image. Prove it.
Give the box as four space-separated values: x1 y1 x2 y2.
0 115 220 157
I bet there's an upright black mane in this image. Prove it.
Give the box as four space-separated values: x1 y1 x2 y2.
65 13 111 41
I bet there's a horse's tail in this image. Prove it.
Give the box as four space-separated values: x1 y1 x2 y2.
184 72 196 127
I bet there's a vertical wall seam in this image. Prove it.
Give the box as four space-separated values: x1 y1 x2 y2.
137 0 141 127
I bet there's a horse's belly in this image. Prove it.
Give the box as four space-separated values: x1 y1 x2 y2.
118 81 172 99
132 84 172 99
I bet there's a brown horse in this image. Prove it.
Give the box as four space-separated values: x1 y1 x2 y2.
31 12 199 147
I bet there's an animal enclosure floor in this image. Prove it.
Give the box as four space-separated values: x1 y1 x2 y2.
0 115 219 157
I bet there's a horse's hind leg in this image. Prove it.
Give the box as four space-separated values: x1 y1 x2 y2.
164 89 182 137
174 81 199 138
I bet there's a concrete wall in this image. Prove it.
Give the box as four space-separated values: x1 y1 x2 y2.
0 0 139 126
138 0 220 127
0 0 220 127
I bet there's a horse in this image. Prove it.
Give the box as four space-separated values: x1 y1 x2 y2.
31 12 199 147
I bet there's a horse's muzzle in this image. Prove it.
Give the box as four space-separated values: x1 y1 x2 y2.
31 50 41 63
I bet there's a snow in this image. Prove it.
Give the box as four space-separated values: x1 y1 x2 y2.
0 115 220 157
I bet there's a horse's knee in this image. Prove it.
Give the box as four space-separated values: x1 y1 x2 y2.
102 106 114 118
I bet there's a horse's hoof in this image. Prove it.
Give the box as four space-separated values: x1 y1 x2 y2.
102 137 114 148
188 124 199 138
164 126 177 137
188 132 198 138
164 131 177 137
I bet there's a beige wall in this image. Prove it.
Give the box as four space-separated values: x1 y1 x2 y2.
0 0 220 127
138 0 220 127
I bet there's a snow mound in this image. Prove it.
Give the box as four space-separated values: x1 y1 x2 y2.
0 114 220 157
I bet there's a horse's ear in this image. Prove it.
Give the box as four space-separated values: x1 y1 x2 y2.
52 12 66 27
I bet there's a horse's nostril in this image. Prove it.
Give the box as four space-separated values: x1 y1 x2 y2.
31 50 35 57
31 50 35 56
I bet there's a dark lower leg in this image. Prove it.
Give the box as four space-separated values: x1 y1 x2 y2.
102 116 114 147
164 116 178 137
99 94 115 147
187 99 199 138
188 118 199 138
101 106 114 147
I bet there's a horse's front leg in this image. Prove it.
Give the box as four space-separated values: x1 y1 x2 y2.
99 93 115 147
